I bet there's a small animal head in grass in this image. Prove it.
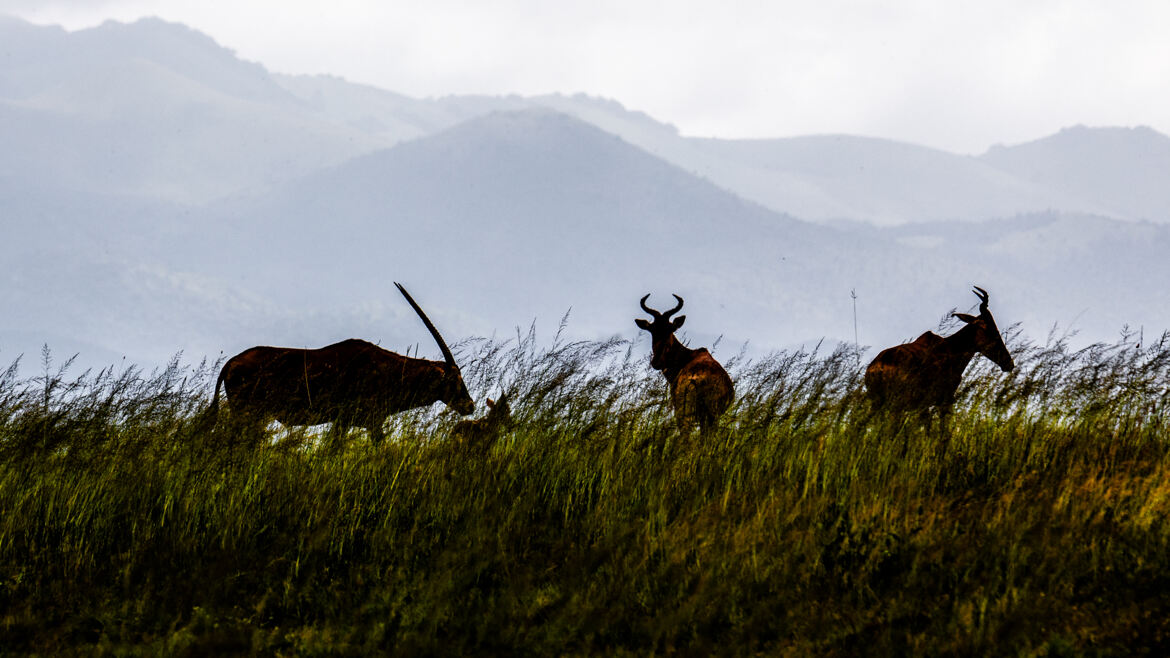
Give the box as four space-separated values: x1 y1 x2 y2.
449 393 512 449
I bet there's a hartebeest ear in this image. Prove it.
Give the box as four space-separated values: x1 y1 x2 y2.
953 313 978 324
635 319 652 331
672 315 686 330
486 398 495 409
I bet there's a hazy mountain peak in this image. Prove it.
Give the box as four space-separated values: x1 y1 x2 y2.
74 15 240 65
0 13 41 29
317 106 662 190
532 92 681 135
91 15 213 40
0 15 68 91
1057 123 1163 138
0 14 289 108
377 106 640 165
987 124 1170 154
80 16 282 100
0 13 66 35
980 125 1170 222
3 14 1170 366
447 106 600 134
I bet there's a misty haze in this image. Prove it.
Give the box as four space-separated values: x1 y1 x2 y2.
2 16 1169 372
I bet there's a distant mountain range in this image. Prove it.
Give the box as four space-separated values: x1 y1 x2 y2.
5 15 1170 224
2 15 1167 374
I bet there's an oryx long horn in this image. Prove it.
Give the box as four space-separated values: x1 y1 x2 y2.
972 286 990 313
395 282 459 369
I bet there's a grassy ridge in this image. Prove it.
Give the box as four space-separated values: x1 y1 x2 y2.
1 329 1169 655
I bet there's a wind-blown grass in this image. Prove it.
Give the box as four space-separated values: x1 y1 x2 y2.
1 329 1169 655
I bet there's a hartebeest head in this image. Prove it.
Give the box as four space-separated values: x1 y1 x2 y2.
635 293 734 435
953 286 1014 373
635 293 686 371
394 282 475 415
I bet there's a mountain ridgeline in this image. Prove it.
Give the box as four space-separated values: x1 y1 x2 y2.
2 14 1169 371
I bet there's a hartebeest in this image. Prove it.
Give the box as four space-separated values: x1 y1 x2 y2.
865 286 1014 425
210 283 474 444
636 294 734 435
448 392 512 451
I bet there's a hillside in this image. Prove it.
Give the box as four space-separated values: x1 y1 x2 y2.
3 15 1170 372
0 16 395 201
980 125 1170 222
5 16 1170 223
688 135 1115 224
164 111 1170 362
190 109 830 348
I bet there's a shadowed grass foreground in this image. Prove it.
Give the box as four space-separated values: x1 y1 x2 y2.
1 329 1169 655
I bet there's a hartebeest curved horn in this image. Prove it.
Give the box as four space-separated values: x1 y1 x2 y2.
662 294 684 320
640 294 661 319
972 286 990 314
395 282 459 369
640 294 685 320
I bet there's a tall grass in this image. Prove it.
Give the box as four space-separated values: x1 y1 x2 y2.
1 329 1169 655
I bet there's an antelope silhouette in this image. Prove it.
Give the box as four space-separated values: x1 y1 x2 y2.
865 286 1014 427
210 283 474 444
636 294 734 436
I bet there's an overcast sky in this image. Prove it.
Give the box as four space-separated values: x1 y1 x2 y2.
3 0 1168 154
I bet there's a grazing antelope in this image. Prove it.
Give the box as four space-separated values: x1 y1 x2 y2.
448 393 512 450
636 294 734 436
210 283 474 444
865 286 1014 426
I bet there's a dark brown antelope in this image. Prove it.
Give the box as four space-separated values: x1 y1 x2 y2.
209 283 474 444
865 286 1014 426
448 393 512 451
636 294 734 435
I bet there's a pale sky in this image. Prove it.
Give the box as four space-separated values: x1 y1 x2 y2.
3 0 1168 154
